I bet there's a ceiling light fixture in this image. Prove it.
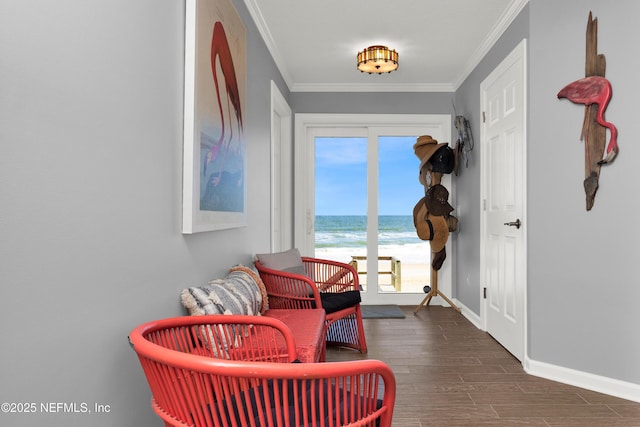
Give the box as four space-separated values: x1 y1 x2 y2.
357 45 399 74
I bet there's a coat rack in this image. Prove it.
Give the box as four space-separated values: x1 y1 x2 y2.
413 171 460 314
411 136 461 314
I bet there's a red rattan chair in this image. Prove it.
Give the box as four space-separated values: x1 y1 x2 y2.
129 315 395 427
254 256 368 353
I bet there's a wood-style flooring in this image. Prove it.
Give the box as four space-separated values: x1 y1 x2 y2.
325 305 640 427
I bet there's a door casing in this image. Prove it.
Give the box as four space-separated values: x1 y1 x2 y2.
270 81 293 252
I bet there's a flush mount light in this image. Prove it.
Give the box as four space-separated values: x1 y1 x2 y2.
357 45 399 74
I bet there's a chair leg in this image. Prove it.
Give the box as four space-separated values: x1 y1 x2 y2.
354 304 367 353
325 307 367 353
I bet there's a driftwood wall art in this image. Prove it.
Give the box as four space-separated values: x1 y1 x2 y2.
557 12 618 211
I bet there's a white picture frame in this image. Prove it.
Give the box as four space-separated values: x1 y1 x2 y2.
182 0 247 233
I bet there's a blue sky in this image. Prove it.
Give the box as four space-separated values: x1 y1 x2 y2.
315 136 424 216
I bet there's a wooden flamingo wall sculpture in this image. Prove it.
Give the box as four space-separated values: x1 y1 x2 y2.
557 76 618 165
206 21 244 187
557 12 617 211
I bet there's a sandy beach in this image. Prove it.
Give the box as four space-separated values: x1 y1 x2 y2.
315 243 433 293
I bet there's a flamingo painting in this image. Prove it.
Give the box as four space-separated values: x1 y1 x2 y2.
205 21 244 187
557 75 618 165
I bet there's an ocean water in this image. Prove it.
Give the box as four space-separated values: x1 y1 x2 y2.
315 215 429 264
315 215 417 248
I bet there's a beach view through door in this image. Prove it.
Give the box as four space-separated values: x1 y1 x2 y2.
314 135 429 295
294 114 452 306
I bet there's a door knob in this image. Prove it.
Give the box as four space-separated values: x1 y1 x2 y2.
504 219 521 229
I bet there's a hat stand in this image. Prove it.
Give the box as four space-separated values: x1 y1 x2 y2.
413 256 461 314
413 172 461 315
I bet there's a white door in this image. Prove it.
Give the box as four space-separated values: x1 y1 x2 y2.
481 40 527 361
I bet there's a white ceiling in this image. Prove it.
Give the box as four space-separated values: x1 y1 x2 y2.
243 0 528 92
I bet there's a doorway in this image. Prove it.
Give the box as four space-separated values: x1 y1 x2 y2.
294 114 452 305
480 39 527 361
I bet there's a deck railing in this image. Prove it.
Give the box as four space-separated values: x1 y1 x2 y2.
349 256 402 291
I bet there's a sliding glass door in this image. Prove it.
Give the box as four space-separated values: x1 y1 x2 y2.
294 114 452 305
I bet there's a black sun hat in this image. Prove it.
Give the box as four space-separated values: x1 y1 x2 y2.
430 145 455 174
425 184 454 216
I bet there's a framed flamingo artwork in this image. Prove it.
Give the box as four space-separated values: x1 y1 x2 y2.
182 0 247 233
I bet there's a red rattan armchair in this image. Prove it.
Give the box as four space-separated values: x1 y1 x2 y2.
254 255 368 353
129 315 395 427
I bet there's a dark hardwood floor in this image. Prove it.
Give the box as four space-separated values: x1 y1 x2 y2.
325 305 640 427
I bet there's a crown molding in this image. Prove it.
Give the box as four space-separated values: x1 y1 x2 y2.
452 0 530 90
243 0 294 89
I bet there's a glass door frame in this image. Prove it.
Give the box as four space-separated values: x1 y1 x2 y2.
293 114 452 306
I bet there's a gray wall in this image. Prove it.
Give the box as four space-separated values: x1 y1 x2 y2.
527 0 640 385
291 92 454 115
0 0 287 425
457 0 640 387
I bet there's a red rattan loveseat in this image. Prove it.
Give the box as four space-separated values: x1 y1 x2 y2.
129 314 396 427
254 251 367 353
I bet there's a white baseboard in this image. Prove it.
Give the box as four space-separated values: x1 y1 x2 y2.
454 298 482 329
454 299 640 403
524 357 640 404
